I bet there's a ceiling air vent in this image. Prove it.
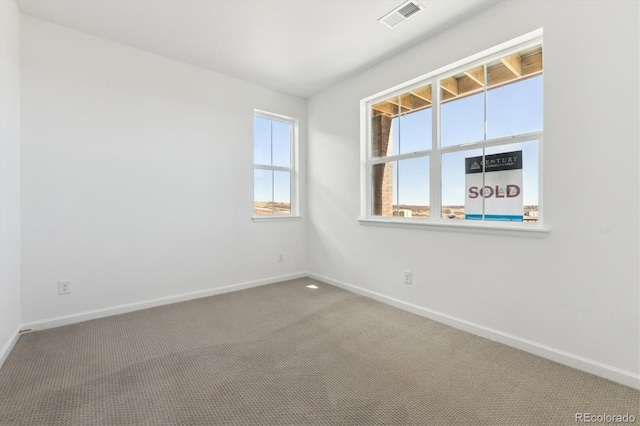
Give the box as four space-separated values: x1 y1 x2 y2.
378 0 423 29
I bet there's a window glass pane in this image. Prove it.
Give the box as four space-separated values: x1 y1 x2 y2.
397 156 430 218
440 66 485 147
272 120 291 168
487 75 543 139
273 171 291 215
440 93 484 147
254 169 273 215
441 148 483 220
398 108 431 155
372 161 397 217
485 140 539 222
441 92 484 147
254 116 271 166
486 46 543 139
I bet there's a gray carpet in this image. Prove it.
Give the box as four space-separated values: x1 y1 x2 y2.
0 278 637 425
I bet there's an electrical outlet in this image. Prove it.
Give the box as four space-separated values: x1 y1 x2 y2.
403 271 412 285
278 254 284 263
58 280 71 295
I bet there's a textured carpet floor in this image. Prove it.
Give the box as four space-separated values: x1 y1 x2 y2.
0 278 637 425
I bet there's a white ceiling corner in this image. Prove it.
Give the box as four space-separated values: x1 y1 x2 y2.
16 0 501 98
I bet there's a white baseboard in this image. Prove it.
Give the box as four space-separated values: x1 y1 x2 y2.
308 272 640 390
0 326 21 370
21 272 307 332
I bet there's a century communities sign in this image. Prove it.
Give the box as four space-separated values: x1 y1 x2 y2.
465 150 523 222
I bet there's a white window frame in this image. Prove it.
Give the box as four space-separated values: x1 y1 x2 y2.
359 29 547 234
252 110 300 221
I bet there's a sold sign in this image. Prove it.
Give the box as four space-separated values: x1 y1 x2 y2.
465 151 523 222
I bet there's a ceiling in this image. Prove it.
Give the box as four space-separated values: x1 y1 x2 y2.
16 0 500 98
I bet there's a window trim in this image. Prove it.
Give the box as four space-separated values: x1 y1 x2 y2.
252 109 300 221
360 28 546 232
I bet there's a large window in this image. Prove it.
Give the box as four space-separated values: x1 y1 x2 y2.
362 34 543 229
253 111 297 217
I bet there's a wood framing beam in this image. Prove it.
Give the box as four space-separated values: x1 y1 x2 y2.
399 94 412 109
522 53 542 76
441 90 456 102
371 101 398 116
381 96 429 115
410 85 432 103
500 53 522 77
487 64 517 88
458 75 483 97
385 98 412 115
464 66 484 86
487 65 528 88
440 78 458 96
400 93 430 111
372 52 542 117
441 85 483 104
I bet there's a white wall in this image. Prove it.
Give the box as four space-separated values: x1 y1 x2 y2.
308 0 639 386
0 0 21 366
21 16 307 325
14 0 640 389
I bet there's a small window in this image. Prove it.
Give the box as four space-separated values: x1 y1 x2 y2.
362 33 543 230
253 111 297 217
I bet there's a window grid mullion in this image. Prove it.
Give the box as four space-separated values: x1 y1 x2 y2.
371 150 431 164
482 63 488 221
437 132 543 154
290 123 294 215
270 121 274 214
432 78 441 222
396 96 401 215
254 164 292 172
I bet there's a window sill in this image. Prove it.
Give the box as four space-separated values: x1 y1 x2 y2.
252 215 302 223
358 218 548 237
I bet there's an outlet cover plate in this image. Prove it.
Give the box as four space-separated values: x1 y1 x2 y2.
58 280 71 295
